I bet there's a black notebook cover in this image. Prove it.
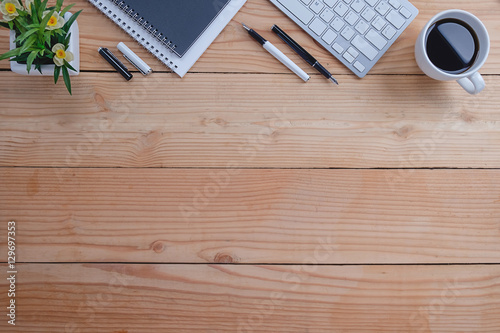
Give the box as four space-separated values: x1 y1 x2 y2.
121 0 232 57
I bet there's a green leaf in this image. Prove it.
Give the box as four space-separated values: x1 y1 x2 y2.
64 61 76 72
31 0 40 24
61 66 72 95
20 34 37 54
54 65 61 84
56 0 64 12
15 28 38 44
44 31 51 47
10 53 29 62
15 15 31 30
33 0 42 10
38 0 49 19
26 50 39 74
8 21 14 30
34 40 44 49
39 8 55 33
60 4 75 17
63 32 71 45
62 10 82 32
13 19 24 34
0 22 9 29
0 48 22 61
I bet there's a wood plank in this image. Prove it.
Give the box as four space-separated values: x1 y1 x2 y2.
1 73 499 168
1 0 499 74
1 263 499 332
2 168 499 264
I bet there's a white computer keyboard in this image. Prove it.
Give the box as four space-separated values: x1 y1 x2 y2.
269 0 418 77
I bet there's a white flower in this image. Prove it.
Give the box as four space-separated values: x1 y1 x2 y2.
0 0 22 22
52 43 74 67
43 10 65 30
24 0 33 12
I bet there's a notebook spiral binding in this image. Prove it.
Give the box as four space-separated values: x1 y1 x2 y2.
88 0 178 70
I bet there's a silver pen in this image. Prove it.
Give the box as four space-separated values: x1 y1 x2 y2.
242 23 310 82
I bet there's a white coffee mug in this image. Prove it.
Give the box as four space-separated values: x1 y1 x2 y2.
415 10 490 95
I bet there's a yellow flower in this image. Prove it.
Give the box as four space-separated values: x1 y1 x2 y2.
0 0 22 22
43 10 65 30
52 43 74 67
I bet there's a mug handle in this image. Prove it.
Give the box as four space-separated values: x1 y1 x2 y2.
457 72 485 95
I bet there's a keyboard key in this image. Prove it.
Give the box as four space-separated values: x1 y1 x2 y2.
332 42 344 53
375 1 390 15
324 0 337 7
365 0 377 5
320 8 335 22
361 7 376 21
351 0 365 13
399 6 412 18
382 25 397 39
386 9 405 29
343 51 355 63
353 61 365 72
345 11 358 25
301 0 312 4
310 17 328 35
389 0 400 9
355 19 369 34
310 0 324 14
340 26 355 40
276 0 315 24
366 29 388 49
371 16 386 30
343 0 353 3
334 2 348 16
352 35 378 60
331 17 345 31
347 46 359 58
322 29 338 44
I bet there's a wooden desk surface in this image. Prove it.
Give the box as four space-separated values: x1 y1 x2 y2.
1 0 499 332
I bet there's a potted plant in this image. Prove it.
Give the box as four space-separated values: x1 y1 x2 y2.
0 0 82 94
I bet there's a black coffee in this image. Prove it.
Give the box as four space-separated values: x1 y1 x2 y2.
426 19 479 74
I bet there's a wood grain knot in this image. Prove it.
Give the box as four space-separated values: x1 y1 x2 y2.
214 253 238 263
201 117 228 127
150 241 166 253
460 111 477 123
93 92 110 112
394 125 413 139
140 130 163 148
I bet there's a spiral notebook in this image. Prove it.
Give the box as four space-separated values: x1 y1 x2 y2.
88 0 247 77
